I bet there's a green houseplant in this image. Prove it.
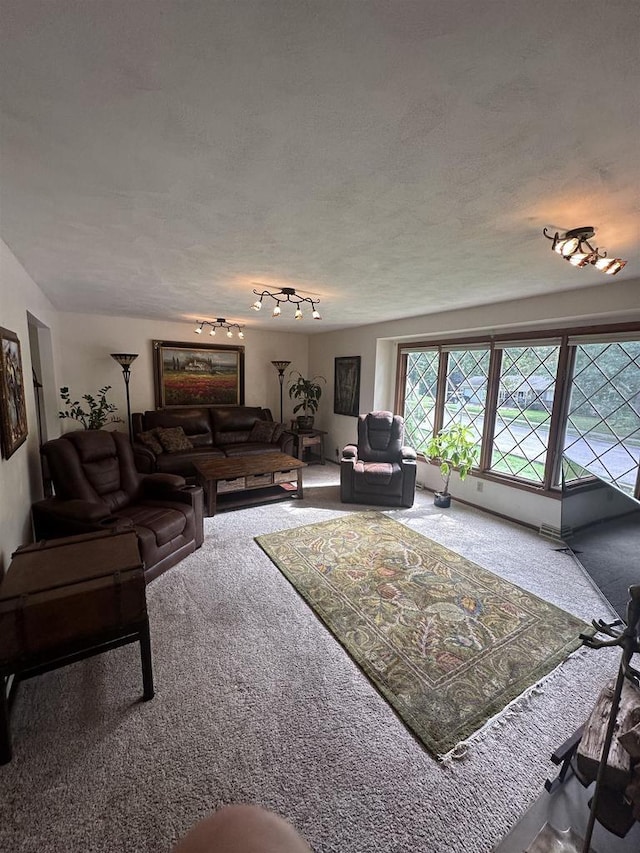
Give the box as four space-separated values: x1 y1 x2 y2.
425 422 478 507
58 385 123 430
288 371 326 431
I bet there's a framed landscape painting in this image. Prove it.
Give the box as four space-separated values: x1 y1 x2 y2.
334 355 361 417
0 326 28 458
153 340 245 408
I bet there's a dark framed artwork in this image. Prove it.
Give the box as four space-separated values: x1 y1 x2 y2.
334 356 361 417
153 340 245 408
0 326 28 458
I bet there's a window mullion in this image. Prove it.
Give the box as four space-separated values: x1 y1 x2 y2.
434 349 448 436
547 338 574 489
480 346 501 471
395 349 408 415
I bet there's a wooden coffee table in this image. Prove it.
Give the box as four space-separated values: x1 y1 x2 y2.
194 452 306 516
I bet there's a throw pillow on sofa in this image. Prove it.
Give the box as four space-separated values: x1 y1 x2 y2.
138 429 164 455
156 426 194 452
249 420 277 443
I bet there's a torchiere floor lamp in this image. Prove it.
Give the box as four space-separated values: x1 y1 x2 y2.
271 360 291 424
111 353 138 441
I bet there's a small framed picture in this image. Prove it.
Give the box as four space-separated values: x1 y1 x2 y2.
153 340 245 408
0 326 28 458
334 356 361 417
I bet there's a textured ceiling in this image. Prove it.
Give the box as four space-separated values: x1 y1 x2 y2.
1 0 639 333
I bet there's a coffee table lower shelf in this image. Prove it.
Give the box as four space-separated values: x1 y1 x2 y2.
216 483 300 513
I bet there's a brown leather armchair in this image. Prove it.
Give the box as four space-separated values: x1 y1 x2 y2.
32 430 204 582
340 411 417 508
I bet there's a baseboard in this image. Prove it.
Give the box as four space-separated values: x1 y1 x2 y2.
538 523 569 542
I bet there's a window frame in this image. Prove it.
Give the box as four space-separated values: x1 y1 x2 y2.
395 322 640 501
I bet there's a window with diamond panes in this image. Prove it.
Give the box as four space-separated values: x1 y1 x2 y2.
442 349 489 443
403 351 439 453
489 344 560 484
564 340 640 497
561 455 590 486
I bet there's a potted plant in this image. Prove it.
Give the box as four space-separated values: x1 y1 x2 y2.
58 385 123 430
288 371 326 431
425 422 478 508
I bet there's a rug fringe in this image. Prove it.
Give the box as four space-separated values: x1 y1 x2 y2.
438 645 592 765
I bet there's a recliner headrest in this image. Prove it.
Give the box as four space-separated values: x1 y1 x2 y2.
62 430 118 463
366 411 394 429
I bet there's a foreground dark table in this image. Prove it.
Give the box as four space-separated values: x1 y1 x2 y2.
0 529 153 764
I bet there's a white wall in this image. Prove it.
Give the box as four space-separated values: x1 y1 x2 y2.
55 314 309 430
0 241 59 571
309 278 640 530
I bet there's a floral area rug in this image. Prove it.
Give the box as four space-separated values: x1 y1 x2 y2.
255 511 587 758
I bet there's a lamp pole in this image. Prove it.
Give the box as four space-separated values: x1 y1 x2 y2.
271 361 291 423
110 353 139 441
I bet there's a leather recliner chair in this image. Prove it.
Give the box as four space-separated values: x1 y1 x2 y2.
340 411 417 508
32 430 204 582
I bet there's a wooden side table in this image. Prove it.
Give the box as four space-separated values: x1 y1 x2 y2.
286 428 327 465
0 529 154 764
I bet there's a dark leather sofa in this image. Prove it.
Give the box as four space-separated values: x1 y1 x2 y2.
131 405 293 480
32 430 204 583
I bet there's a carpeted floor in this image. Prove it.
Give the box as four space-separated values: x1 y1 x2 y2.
256 511 587 757
0 467 621 853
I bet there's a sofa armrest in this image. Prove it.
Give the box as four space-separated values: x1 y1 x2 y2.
342 444 358 460
401 457 417 507
167 485 205 548
340 455 356 502
167 484 203 508
141 473 187 497
279 431 296 457
400 446 417 462
133 442 157 475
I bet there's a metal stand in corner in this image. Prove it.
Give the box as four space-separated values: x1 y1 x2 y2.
529 584 640 853
577 584 640 853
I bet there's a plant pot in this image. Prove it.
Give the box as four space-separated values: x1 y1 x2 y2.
434 492 451 508
296 415 314 432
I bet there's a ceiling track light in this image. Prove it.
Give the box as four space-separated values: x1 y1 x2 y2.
194 318 245 339
251 286 321 320
543 226 627 276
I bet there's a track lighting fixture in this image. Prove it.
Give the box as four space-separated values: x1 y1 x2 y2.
251 286 321 320
543 226 627 276
194 319 245 339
